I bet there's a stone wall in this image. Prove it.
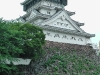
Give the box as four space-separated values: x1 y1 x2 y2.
16 41 100 75
45 41 93 51
44 41 98 59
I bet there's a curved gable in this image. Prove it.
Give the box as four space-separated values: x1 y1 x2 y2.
39 10 84 32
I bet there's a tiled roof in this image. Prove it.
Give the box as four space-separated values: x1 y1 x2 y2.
66 11 75 16
21 0 32 5
37 25 95 37
71 19 84 26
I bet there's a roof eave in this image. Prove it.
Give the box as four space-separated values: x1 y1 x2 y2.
77 23 84 26
21 0 32 5
71 19 85 27
36 25 95 37
66 10 75 16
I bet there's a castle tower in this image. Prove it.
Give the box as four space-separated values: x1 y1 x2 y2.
18 0 95 45
22 0 67 12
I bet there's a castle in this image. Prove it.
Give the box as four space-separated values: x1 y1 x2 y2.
8 1 100 74
18 0 95 46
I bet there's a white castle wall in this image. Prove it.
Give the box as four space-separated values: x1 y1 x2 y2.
34 19 44 24
43 30 88 45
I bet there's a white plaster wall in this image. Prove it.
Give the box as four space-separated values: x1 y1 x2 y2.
39 9 56 15
34 19 44 24
48 18 76 30
43 30 86 45
86 38 92 44
92 43 99 49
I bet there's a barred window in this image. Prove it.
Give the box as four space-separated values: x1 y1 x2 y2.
71 37 76 40
78 38 83 41
54 34 60 38
62 35 68 39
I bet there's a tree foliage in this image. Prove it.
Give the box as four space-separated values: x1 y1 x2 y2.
0 19 24 74
9 22 45 59
0 19 45 74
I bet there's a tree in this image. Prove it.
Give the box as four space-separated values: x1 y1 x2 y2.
0 19 24 74
10 22 45 59
0 19 45 74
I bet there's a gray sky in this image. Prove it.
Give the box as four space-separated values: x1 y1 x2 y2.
0 0 100 45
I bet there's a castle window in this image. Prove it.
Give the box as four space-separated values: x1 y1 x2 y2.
47 11 50 14
78 38 83 41
46 32 52 36
71 37 76 40
64 24 68 27
54 34 60 38
62 35 68 39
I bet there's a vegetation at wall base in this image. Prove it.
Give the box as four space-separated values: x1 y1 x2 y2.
43 54 100 75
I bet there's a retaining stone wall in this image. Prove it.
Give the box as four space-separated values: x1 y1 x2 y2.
17 41 100 75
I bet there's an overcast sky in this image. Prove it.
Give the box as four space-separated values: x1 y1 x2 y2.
0 0 100 45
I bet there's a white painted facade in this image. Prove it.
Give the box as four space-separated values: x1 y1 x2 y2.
34 19 44 24
44 30 87 45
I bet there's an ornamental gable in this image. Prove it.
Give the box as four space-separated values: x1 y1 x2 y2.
40 10 84 32
47 16 76 30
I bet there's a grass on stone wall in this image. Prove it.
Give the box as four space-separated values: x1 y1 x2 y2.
42 49 100 75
